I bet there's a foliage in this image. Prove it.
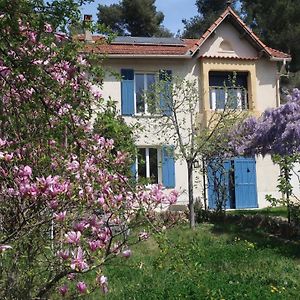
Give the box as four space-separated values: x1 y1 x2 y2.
97 0 172 37
182 0 239 38
0 0 178 298
87 224 300 299
241 0 300 72
92 101 136 175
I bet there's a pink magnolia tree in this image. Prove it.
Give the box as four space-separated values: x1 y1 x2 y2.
0 1 177 298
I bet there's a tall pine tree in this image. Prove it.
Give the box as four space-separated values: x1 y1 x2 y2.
97 0 172 37
242 0 300 72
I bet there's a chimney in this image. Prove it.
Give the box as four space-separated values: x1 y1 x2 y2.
83 14 94 43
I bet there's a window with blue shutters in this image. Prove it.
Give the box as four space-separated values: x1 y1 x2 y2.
121 69 172 116
131 146 175 188
132 147 161 184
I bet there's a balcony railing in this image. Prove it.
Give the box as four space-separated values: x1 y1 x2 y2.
209 86 248 110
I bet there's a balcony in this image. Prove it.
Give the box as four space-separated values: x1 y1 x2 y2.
209 86 248 110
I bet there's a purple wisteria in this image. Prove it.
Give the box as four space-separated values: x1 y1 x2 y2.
229 89 300 156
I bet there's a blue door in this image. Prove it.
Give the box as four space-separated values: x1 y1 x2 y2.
208 157 258 209
207 160 231 209
234 157 258 208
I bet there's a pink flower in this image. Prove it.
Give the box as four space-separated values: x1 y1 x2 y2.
58 285 68 296
65 231 81 244
0 138 7 147
122 249 132 258
57 249 69 260
54 211 66 222
44 23 53 33
139 231 149 241
71 247 89 271
73 221 89 232
88 240 101 252
0 244 12 253
4 153 14 162
97 275 109 294
76 281 87 294
89 84 102 99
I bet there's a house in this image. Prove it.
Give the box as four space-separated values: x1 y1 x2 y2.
81 6 297 209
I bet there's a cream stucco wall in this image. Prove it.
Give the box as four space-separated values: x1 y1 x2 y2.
198 20 258 59
101 57 203 204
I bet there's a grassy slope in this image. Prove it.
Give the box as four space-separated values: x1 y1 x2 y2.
87 223 300 300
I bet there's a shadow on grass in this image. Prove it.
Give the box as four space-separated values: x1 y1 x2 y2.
209 220 300 260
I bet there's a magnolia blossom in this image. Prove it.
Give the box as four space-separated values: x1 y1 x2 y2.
71 247 89 271
122 249 132 258
139 231 149 241
0 244 12 253
58 285 68 296
97 275 109 294
65 231 81 245
89 84 102 99
76 281 87 294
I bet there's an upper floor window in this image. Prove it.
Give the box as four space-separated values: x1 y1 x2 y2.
121 69 172 116
135 73 156 114
209 72 248 110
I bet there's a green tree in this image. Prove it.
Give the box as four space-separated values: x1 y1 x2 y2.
93 101 136 175
182 0 238 38
97 0 172 37
241 0 300 72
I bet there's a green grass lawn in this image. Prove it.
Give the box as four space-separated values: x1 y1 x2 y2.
227 206 288 218
85 223 300 300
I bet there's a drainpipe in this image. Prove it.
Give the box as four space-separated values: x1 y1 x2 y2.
275 58 287 107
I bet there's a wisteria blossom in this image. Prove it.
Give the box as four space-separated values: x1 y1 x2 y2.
229 89 300 156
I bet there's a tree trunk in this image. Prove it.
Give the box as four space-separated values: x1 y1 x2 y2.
187 160 195 229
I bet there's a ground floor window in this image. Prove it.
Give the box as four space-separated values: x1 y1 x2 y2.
137 147 161 184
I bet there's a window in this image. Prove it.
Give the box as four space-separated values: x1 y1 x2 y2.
135 73 156 114
121 69 172 116
136 148 161 184
209 72 248 110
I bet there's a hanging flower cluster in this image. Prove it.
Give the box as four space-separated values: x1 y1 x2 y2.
229 89 300 156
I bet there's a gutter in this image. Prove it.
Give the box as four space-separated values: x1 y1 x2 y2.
84 53 192 59
270 57 292 62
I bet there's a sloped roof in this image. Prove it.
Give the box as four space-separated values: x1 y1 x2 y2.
82 37 198 56
80 6 290 61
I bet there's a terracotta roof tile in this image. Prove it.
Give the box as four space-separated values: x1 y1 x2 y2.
82 38 199 56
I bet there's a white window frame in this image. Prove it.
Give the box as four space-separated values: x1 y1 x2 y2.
134 72 157 115
135 147 162 184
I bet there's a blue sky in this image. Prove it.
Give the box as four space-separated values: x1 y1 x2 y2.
81 0 199 34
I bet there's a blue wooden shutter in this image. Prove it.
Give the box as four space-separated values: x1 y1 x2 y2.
159 70 172 116
162 145 175 188
234 157 258 208
130 159 137 181
207 160 231 209
121 69 134 115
